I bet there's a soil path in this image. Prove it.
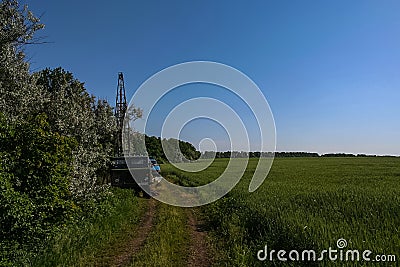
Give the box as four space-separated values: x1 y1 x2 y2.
98 192 212 266
186 209 212 267
108 198 157 267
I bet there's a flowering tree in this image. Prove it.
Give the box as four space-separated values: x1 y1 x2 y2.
0 0 45 118
36 68 117 199
0 1 119 262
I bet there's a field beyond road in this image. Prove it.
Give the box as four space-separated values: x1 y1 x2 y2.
22 157 400 266
162 157 400 266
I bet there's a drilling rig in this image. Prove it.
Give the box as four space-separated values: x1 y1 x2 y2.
114 72 127 157
110 72 152 197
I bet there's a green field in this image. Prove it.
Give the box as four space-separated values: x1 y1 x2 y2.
162 157 400 266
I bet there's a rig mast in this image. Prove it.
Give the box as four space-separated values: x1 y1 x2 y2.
115 72 127 157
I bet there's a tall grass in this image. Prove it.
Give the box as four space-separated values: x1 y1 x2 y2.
162 157 400 266
31 188 146 267
129 203 189 267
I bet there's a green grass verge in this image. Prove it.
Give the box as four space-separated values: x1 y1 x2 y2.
31 188 146 267
129 203 189 267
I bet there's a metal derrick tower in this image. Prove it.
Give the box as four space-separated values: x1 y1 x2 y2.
115 72 127 157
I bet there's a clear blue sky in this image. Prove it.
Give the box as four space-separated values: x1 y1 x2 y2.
26 0 400 155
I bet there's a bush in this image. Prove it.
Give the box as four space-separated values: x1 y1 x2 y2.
0 113 77 263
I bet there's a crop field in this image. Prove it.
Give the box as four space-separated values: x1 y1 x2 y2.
162 157 400 266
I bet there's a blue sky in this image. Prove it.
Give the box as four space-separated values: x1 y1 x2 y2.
26 0 400 155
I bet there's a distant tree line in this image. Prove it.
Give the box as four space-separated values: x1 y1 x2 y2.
145 135 201 163
201 151 392 158
202 151 318 158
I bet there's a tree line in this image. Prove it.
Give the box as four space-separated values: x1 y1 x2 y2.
145 135 201 163
0 1 117 263
0 1 203 262
201 151 390 158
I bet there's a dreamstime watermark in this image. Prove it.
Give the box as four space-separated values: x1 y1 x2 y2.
122 61 276 207
257 238 397 263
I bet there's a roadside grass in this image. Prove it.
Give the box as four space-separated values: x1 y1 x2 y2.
129 202 190 267
161 157 400 266
32 188 146 267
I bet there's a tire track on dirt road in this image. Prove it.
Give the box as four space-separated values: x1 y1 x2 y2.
186 209 212 267
107 198 157 267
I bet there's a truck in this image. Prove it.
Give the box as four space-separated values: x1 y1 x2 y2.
110 156 152 198
149 157 161 173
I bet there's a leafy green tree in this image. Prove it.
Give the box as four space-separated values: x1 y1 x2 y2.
0 0 45 119
1 1 117 200
35 68 117 200
145 135 200 163
0 1 118 264
0 113 76 261
179 140 201 160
